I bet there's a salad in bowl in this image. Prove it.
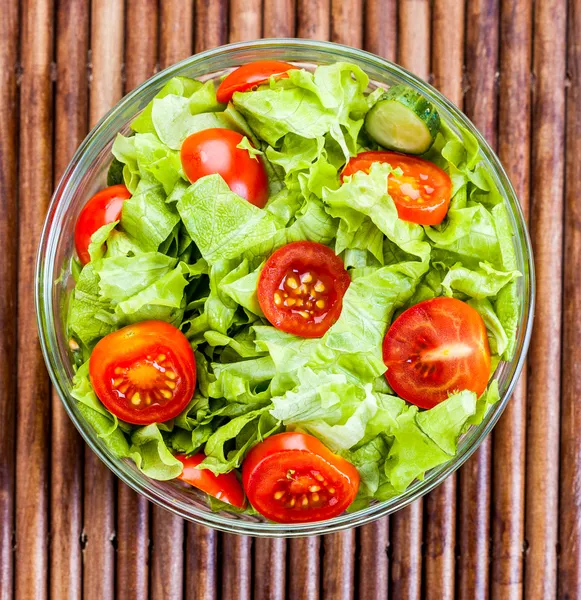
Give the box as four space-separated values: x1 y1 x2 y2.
37 40 533 534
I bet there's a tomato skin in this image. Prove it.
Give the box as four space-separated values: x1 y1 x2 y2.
382 297 491 409
342 151 452 225
176 454 246 509
217 60 298 103
180 128 269 208
257 241 351 338
242 433 360 523
89 321 196 425
74 184 131 264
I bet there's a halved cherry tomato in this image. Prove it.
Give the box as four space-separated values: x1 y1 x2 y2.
382 297 491 409
257 241 351 338
74 184 131 264
89 321 196 425
216 60 298 103
176 454 246 509
180 128 269 208
242 432 360 523
342 151 452 225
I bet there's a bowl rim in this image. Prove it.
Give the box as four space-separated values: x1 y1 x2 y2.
36 37 535 537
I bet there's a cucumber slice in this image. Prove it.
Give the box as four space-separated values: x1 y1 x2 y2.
365 85 440 154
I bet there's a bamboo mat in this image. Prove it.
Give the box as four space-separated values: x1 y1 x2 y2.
0 0 578 598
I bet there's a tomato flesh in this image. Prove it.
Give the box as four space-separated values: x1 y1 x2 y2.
176 454 246 508
217 60 298 103
382 297 491 409
257 241 350 338
89 321 196 425
74 184 131 264
342 151 452 225
242 433 360 523
180 128 269 208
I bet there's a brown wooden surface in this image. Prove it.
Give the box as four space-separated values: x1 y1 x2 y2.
0 1 577 599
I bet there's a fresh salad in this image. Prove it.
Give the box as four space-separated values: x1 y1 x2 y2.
67 60 521 523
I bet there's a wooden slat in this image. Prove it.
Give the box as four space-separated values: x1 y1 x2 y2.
397 0 430 80
331 0 363 48
185 524 217 600
389 5 431 597
229 0 262 42
15 0 54 598
559 0 581 596
525 0 567 597
50 1 89 598
263 0 296 38
458 2 499 598
358 519 389 600
492 1 532 598
0 0 19 598
323 530 356 600
316 10 363 598
364 0 397 61
116 484 149 600
114 6 158 598
221 534 252 600
150 7 195 598
357 7 397 595
150 509 184 600
159 0 194 69
297 0 330 40
431 0 465 106
249 4 297 596
125 0 158 91
288 537 320 600
424 481 456 600
83 2 125 599
390 501 423 600
195 0 228 54
423 4 465 598
254 538 286 600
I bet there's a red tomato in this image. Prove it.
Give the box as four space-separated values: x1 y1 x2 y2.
257 241 351 338
176 454 246 508
89 321 196 425
74 184 131 264
180 128 269 208
342 151 452 225
216 60 298 103
242 432 360 523
382 297 491 409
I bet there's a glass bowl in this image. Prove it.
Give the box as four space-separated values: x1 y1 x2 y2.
36 38 534 537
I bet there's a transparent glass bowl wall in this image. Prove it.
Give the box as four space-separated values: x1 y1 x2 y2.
36 39 534 537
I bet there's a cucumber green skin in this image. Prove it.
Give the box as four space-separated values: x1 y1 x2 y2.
365 84 441 153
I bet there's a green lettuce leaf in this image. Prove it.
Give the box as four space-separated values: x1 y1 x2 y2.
441 261 521 299
177 174 280 263
199 406 280 474
68 263 117 347
128 424 183 480
385 390 477 492
112 133 183 194
131 76 204 134
233 63 369 159
120 179 181 250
